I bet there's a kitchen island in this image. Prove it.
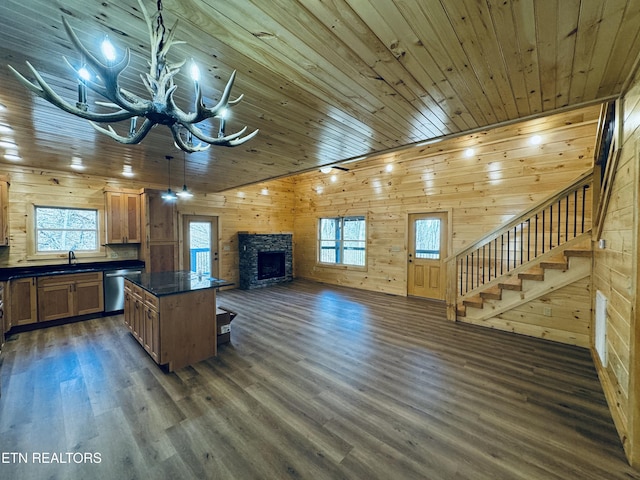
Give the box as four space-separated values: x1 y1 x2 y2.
124 271 232 372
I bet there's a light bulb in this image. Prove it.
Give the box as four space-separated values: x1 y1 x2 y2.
190 61 200 82
101 37 116 62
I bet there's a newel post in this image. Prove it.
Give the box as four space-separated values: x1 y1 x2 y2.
445 256 458 321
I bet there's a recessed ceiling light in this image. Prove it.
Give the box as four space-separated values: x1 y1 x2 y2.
330 174 337 182
70 156 85 170
261 188 269 195
464 148 475 157
530 134 542 145
385 164 393 172
122 164 135 177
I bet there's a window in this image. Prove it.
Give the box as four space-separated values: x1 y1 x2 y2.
318 216 366 266
35 206 99 253
414 218 441 259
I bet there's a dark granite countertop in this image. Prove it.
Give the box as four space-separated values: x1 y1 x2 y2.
0 260 145 281
124 271 233 297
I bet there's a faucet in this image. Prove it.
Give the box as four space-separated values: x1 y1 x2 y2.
68 250 76 265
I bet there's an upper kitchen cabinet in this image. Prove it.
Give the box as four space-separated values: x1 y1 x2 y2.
0 177 9 246
105 190 141 244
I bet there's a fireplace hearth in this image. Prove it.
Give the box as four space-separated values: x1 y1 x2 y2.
238 233 293 289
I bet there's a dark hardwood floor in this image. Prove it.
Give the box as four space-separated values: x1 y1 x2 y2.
0 279 638 479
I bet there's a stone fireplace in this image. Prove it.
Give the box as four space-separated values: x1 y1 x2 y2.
238 233 293 289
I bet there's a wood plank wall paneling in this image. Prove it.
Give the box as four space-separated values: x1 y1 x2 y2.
592 69 640 462
0 166 295 289
293 105 600 297
480 278 592 348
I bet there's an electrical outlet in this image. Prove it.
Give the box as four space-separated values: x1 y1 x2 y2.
543 307 552 316
220 324 231 334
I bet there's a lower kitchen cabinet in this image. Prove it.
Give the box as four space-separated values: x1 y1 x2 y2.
123 278 217 372
9 277 37 326
143 292 160 363
37 272 104 322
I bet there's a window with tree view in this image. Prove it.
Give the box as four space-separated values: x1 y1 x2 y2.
318 216 366 266
35 206 99 253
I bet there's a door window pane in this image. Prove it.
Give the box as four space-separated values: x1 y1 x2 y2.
189 222 211 275
415 218 440 259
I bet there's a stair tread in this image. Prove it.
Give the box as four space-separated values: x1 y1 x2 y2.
540 256 568 270
519 267 545 281
499 277 522 291
463 295 483 309
480 286 502 300
564 249 592 257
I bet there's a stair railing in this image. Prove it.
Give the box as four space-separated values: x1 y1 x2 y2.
445 170 593 319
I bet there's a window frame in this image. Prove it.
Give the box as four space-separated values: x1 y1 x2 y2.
317 215 367 269
28 203 105 260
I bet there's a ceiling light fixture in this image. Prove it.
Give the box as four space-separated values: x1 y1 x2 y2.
8 0 258 153
176 152 193 198
161 155 177 201
122 164 135 177
4 153 21 161
70 156 85 170
530 134 542 145
320 166 332 174
464 148 475 157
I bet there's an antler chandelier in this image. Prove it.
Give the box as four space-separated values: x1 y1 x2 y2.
8 0 258 153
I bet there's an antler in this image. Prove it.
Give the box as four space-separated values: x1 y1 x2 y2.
6 0 258 152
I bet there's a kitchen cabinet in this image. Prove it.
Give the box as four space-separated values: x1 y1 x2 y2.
0 178 9 246
105 191 141 244
37 272 104 322
0 283 5 347
140 189 178 273
124 281 143 342
143 291 160 363
124 273 228 371
9 277 37 326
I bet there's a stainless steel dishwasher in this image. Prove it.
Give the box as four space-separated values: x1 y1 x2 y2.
103 268 143 313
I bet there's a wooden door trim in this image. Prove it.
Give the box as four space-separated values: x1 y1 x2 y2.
407 210 452 299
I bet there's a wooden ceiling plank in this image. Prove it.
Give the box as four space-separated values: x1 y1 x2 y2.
195 0 441 140
391 0 495 128
511 0 543 115
567 1 607 105
485 0 531 117
554 0 581 109
582 0 629 101
298 0 460 136
595 0 640 97
344 0 472 133
534 0 559 110
439 0 518 123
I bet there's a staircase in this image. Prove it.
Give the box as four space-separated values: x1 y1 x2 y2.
457 238 592 322
446 171 594 346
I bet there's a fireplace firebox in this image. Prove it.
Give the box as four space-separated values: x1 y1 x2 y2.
258 251 285 280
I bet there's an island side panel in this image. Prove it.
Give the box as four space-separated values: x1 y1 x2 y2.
159 288 217 371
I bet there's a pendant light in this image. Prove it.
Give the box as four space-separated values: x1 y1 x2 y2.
161 155 177 201
176 152 193 198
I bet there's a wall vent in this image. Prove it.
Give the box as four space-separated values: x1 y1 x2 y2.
595 290 608 367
